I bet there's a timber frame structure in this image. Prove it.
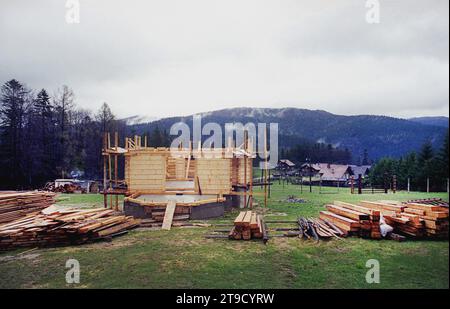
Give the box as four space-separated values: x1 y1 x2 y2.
102 132 269 220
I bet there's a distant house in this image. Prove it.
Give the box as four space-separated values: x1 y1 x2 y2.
299 163 321 178
300 163 353 185
277 159 296 170
349 165 371 179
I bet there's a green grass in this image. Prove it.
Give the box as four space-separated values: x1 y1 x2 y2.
0 184 448 289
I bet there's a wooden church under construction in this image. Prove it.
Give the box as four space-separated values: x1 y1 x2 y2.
102 133 265 224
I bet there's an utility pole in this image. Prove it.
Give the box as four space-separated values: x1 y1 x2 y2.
306 157 312 193
407 177 410 193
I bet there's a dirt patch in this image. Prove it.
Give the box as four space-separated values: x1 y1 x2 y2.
0 253 41 263
273 238 300 252
264 212 288 217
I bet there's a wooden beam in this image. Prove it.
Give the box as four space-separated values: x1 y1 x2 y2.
162 200 176 230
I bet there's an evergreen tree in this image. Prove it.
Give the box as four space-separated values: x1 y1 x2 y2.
362 149 369 165
438 133 449 179
151 126 163 147
0 79 30 188
27 89 56 185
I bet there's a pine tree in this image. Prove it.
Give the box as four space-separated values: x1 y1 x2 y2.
362 149 369 165
151 126 163 147
96 102 115 134
438 133 449 179
0 79 30 188
417 140 435 191
28 89 55 185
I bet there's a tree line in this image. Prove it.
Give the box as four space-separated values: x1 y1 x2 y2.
0 79 169 190
280 142 353 165
2 78 446 192
369 134 449 192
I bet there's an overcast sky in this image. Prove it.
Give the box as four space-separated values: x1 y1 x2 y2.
0 0 448 119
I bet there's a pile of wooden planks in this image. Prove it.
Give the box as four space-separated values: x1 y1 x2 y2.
319 201 382 239
403 201 448 238
0 191 56 224
346 200 448 239
0 207 140 250
298 217 344 240
138 205 190 228
229 211 267 241
407 198 449 207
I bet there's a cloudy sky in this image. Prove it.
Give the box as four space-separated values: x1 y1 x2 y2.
0 0 448 119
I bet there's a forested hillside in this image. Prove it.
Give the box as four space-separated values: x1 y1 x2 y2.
1 79 447 189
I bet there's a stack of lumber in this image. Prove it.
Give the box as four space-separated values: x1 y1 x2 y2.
229 211 266 241
319 201 381 239
298 217 344 240
0 208 140 250
403 202 448 238
138 205 190 227
0 191 56 224
357 200 424 238
356 200 448 239
150 206 190 223
406 198 449 207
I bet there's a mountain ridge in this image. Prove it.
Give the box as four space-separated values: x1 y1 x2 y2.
126 107 448 161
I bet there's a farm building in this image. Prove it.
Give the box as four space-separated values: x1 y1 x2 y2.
276 159 297 175
102 134 260 222
300 163 353 185
349 165 371 179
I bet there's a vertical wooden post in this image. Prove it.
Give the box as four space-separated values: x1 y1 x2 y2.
392 175 397 194
244 130 247 208
407 177 410 193
114 132 119 211
358 174 362 194
427 177 430 193
319 175 322 194
185 141 192 180
108 132 112 209
264 127 268 209
350 175 354 194
248 137 253 209
103 133 107 208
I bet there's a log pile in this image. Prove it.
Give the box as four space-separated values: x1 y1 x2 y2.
0 208 140 250
138 206 190 227
319 201 382 239
298 217 344 240
229 211 266 241
406 198 448 207
0 191 56 224
403 202 448 238
350 200 448 239
42 182 85 193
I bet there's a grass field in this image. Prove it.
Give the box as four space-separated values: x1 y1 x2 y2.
0 183 448 289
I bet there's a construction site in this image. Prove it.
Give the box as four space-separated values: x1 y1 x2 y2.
100 132 266 226
0 133 447 289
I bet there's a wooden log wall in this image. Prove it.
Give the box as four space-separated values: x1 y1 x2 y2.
126 153 166 191
196 158 232 194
